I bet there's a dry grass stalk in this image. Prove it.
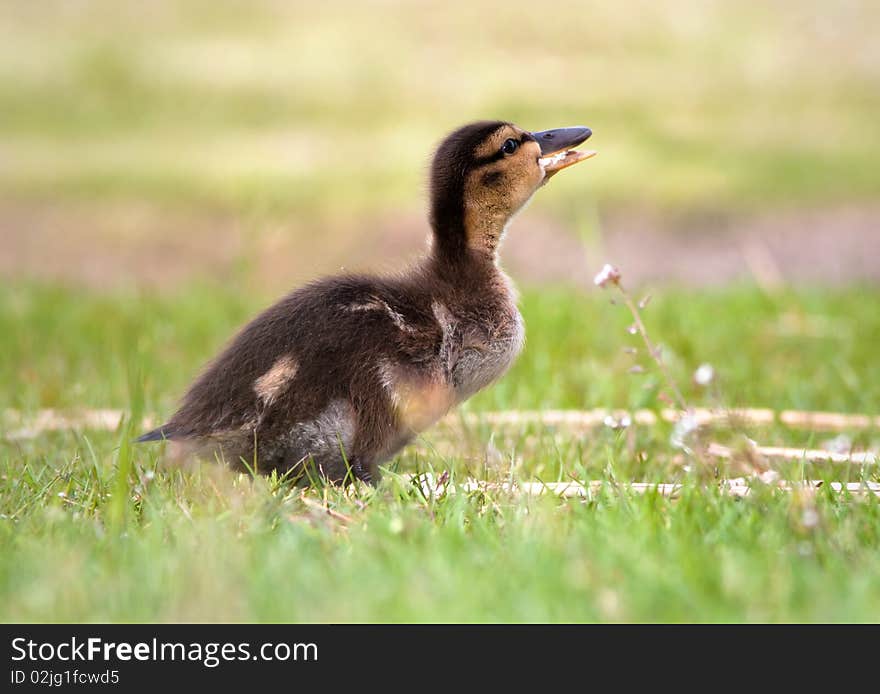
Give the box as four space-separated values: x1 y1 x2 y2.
422 478 880 499
3 406 878 440
778 410 880 431
2 408 155 440
453 407 777 429
299 494 354 524
708 442 877 465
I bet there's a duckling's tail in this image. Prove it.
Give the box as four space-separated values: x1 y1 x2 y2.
135 425 175 443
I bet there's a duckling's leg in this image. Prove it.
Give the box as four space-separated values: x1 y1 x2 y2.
348 456 375 485
345 383 404 485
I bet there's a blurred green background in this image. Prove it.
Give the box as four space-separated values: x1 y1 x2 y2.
2 0 878 290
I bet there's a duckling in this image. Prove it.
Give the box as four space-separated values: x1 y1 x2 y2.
137 120 595 484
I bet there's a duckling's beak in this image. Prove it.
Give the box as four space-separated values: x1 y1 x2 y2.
531 126 596 179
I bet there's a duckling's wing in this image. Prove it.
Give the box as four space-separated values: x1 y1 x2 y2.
136 274 438 446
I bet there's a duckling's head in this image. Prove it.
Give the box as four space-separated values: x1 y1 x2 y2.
429 120 594 261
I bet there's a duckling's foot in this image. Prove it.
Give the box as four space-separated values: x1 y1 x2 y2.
349 456 376 486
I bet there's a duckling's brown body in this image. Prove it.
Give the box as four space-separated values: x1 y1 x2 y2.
139 120 593 483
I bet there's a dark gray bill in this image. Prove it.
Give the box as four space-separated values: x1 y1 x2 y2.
530 126 592 155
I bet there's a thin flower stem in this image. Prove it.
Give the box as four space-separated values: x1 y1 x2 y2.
617 285 689 412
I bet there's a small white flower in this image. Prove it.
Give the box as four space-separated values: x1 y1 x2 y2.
693 363 715 386
671 413 700 451
801 509 820 529
758 470 781 485
821 434 852 455
603 414 633 430
594 263 622 288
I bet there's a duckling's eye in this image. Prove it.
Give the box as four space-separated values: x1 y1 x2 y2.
500 138 519 155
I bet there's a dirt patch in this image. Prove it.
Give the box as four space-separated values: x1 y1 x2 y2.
1 199 878 292
0 201 245 290
594 205 880 289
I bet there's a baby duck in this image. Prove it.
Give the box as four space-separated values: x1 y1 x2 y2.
138 120 595 483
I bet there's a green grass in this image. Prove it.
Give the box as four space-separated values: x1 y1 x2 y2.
2 0 878 624
2 281 879 622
